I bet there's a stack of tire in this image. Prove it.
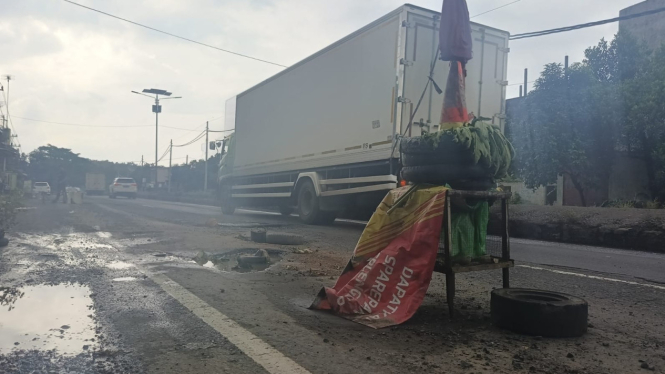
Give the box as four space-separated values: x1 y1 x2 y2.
399 135 496 191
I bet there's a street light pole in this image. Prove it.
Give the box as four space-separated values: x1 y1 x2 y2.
131 88 180 188
168 139 173 193
204 121 209 191
154 95 159 184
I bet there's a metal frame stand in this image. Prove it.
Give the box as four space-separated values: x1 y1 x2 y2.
433 190 513 317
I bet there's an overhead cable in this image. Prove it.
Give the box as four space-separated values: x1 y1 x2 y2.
62 0 288 68
471 0 521 19
511 6 665 40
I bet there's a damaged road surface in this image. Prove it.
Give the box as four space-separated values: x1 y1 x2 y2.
1 196 664 373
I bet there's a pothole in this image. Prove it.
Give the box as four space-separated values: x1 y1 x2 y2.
0 284 97 355
193 248 284 273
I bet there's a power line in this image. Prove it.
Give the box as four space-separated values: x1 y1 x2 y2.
208 129 234 133
471 0 521 19
511 6 665 40
174 130 206 147
12 115 209 131
62 0 288 68
508 80 535 86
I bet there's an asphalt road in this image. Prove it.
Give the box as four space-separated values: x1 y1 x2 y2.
1 196 664 374
127 196 665 284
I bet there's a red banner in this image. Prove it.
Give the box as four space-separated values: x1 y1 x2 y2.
311 186 447 328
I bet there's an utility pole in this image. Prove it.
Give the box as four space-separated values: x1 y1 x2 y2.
204 121 209 191
186 155 188 165
168 140 173 192
141 155 143 167
523 68 528 96
3 76 11 123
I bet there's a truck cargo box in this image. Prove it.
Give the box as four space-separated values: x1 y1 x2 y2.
227 4 509 178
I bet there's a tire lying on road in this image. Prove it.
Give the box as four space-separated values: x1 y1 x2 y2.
491 288 588 337
265 232 305 245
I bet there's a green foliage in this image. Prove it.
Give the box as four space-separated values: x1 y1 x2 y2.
421 121 515 179
509 31 653 206
0 191 23 230
25 144 219 193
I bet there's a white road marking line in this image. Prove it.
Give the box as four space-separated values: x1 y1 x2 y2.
517 265 665 291
149 273 311 374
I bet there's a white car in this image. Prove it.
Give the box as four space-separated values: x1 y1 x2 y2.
33 182 51 195
109 177 137 199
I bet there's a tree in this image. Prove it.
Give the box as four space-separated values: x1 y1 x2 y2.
623 45 665 199
512 62 616 206
27 145 91 187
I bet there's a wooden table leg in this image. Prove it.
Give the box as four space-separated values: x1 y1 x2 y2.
502 268 510 288
446 272 455 318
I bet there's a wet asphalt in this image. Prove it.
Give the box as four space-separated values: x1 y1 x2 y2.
1 196 665 374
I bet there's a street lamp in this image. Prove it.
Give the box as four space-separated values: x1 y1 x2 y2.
131 88 181 186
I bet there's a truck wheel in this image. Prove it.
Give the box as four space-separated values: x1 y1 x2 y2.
221 204 235 215
297 180 327 225
491 288 588 337
220 184 235 215
278 205 294 216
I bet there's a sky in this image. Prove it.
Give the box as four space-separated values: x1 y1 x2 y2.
0 0 645 165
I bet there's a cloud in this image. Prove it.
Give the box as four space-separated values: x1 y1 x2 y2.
0 0 645 163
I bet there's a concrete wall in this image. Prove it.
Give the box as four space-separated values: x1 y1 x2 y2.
620 0 665 51
608 153 651 200
499 181 548 205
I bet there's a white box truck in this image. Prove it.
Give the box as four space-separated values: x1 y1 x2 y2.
85 173 106 195
221 4 509 223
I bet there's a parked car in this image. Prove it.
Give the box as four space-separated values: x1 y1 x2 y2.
33 182 51 195
109 177 137 199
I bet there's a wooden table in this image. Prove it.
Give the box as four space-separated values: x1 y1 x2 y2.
433 190 514 317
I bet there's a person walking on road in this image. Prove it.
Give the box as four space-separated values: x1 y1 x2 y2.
52 167 67 204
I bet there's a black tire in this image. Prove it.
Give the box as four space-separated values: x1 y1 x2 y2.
401 152 476 167
221 204 235 215
266 232 306 245
278 205 294 216
250 229 266 243
491 288 588 338
130 194 137 200
297 180 329 225
400 165 493 186
220 184 235 215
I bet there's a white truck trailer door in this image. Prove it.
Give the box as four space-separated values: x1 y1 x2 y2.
399 7 509 136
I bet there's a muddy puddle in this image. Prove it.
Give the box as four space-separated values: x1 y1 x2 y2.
0 284 96 355
194 248 283 273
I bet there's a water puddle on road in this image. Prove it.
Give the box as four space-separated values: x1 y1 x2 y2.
112 277 137 282
194 248 284 273
106 261 135 270
0 284 96 355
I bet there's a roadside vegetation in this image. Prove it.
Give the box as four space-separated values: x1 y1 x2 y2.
509 31 665 206
25 144 220 193
0 192 23 232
